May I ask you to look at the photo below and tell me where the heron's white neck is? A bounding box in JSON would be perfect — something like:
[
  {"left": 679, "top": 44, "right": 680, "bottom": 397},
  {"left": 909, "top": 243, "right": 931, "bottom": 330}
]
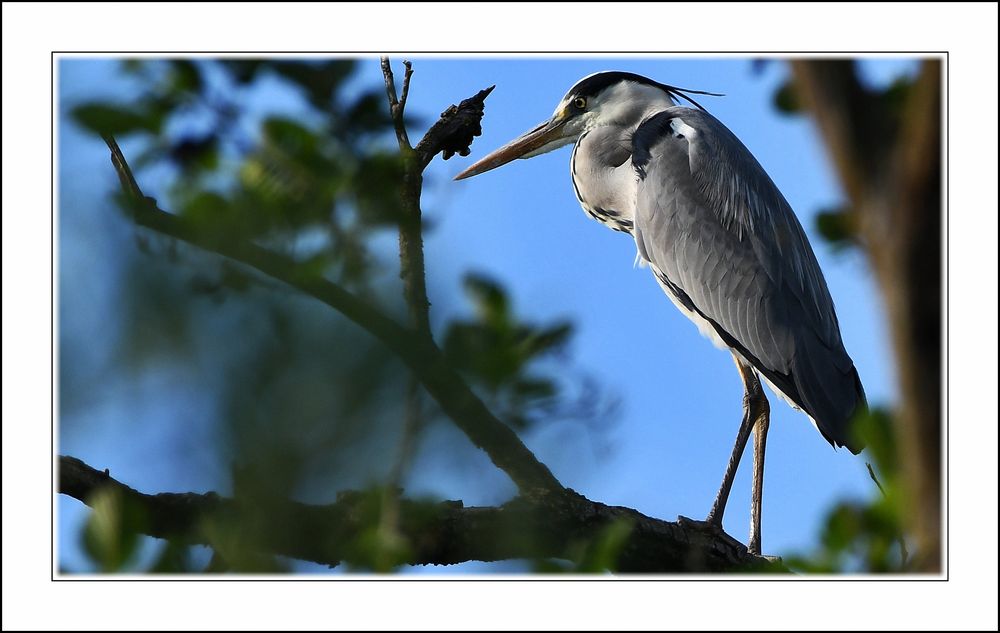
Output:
[
  {"left": 570, "top": 125, "right": 638, "bottom": 233},
  {"left": 569, "top": 83, "right": 675, "bottom": 233}
]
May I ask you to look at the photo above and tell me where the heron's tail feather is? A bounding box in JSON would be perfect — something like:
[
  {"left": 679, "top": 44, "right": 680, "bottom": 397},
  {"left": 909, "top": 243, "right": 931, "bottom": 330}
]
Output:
[{"left": 792, "top": 334, "right": 867, "bottom": 454}]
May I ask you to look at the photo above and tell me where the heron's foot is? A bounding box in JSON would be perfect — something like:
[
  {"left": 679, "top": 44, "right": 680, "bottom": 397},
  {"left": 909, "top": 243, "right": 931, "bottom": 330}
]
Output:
[
  {"left": 679, "top": 516, "right": 766, "bottom": 557},
  {"left": 703, "top": 508, "right": 725, "bottom": 530},
  {"left": 677, "top": 515, "right": 730, "bottom": 539}
]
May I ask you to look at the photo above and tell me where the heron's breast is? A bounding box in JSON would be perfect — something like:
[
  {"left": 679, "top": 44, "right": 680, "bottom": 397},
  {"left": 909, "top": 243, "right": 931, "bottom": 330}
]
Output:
[{"left": 570, "top": 129, "right": 637, "bottom": 234}]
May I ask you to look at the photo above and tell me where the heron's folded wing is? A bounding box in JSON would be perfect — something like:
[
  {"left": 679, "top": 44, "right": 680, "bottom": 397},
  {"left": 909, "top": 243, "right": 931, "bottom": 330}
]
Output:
[{"left": 631, "top": 108, "right": 865, "bottom": 451}]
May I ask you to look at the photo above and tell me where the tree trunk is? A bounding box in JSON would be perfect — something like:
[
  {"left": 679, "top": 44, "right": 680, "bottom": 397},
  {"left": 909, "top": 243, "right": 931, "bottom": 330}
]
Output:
[{"left": 791, "top": 59, "right": 942, "bottom": 572}]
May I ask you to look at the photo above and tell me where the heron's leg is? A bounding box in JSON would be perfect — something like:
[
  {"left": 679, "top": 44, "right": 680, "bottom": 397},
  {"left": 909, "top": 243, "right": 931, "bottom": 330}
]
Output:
[
  {"left": 705, "top": 355, "right": 758, "bottom": 528},
  {"left": 748, "top": 375, "right": 770, "bottom": 555}
]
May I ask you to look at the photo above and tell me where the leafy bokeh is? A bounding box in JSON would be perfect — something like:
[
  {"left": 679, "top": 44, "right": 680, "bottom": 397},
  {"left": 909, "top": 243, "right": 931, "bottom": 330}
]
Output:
[{"left": 62, "top": 58, "right": 616, "bottom": 573}]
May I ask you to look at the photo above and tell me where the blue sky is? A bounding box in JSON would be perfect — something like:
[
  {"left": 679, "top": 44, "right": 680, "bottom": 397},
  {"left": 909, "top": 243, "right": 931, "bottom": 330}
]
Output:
[{"left": 57, "top": 56, "right": 919, "bottom": 573}]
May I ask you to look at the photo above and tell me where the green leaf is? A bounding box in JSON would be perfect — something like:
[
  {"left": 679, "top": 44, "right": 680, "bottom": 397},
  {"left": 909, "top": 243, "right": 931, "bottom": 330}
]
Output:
[
  {"left": 81, "top": 487, "right": 145, "bottom": 572},
  {"left": 149, "top": 540, "right": 193, "bottom": 573},
  {"left": 773, "top": 79, "right": 801, "bottom": 115},
  {"left": 353, "top": 524, "right": 413, "bottom": 573},
  {"left": 820, "top": 502, "right": 862, "bottom": 554},
  {"left": 463, "top": 274, "right": 510, "bottom": 326},
  {"left": 574, "top": 518, "right": 633, "bottom": 573},
  {"left": 342, "top": 90, "right": 394, "bottom": 135},
  {"left": 851, "top": 407, "right": 898, "bottom": 477},
  {"left": 180, "top": 191, "right": 235, "bottom": 233},
  {"left": 269, "top": 60, "right": 356, "bottom": 110},
  {"left": 510, "top": 377, "right": 557, "bottom": 403},
  {"left": 262, "top": 116, "right": 318, "bottom": 154},
  {"left": 879, "top": 76, "right": 914, "bottom": 119},
  {"left": 168, "top": 59, "right": 203, "bottom": 94},
  {"left": 519, "top": 322, "right": 572, "bottom": 358},
  {"left": 72, "top": 103, "right": 161, "bottom": 137},
  {"left": 815, "top": 206, "right": 856, "bottom": 249},
  {"left": 220, "top": 59, "right": 265, "bottom": 84},
  {"left": 168, "top": 134, "right": 219, "bottom": 172},
  {"left": 352, "top": 152, "right": 406, "bottom": 225}
]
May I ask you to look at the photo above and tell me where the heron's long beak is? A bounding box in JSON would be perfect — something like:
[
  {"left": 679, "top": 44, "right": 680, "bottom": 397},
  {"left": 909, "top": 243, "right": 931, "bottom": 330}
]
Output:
[{"left": 454, "top": 115, "right": 570, "bottom": 181}]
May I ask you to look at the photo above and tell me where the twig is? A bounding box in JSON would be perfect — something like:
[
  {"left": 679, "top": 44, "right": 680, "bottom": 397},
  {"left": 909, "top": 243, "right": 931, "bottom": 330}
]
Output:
[
  {"left": 399, "top": 60, "right": 413, "bottom": 110},
  {"left": 865, "top": 462, "right": 887, "bottom": 496},
  {"left": 101, "top": 136, "right": 561, "bottom": 495},
  {"left": 380, "top": 58, "right": 398, "bottom": 106},
  {"left": 102, "top": 134, "right": 142, "bottom": 199},
  {"left": 380, "top": 56, "right": 412, "bottom": 150},
  {"left": 866, "top": 462, "right": 909, "bottom": 568},
  {"left": 58, "top": 455, "right": 785, "bottom": 573}
]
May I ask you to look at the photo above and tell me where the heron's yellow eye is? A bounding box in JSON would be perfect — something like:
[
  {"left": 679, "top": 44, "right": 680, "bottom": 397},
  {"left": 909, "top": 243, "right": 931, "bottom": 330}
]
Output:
[{"left": 573, "top": 97, "right": 587, "bottom": 110}]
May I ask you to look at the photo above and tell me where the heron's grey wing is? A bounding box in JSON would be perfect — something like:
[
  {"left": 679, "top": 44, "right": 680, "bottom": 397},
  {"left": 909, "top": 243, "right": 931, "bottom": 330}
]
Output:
[{"left": 631, "top": 108, "right": 866, "bottom": 452}]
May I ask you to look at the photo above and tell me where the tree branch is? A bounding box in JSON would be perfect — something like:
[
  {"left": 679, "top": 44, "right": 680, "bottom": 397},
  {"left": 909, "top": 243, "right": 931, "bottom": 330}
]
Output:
[
  {"left": 399, "top": 60, "right": 413, "bottom": 111},
  {"left": 414, "top": 84, "right": 494, "bottom": 170},
  {"left": 382, "top": 57, "right": 433, "bottom": 336},
  {"left": 380, "top": 56, "right": 411, "bottom": 150},
  {"left": 100, "top": 135, "right": 562, "bottom": 495},
  {"left": 58, "top": 455, "right": 784, "bottom": 573},
  {"left": 380, "top": 58, "right": 432, "bottom": 564}
]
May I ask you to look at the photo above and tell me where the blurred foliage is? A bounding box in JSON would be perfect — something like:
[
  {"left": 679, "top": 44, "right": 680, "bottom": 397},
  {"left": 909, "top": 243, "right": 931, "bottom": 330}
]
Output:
[
  {"left": 148, "top": 539, "right": 197, "bottom": 573},
  {"left": 444, "top": 273, "right": 572, "bottom": 430},
  {"left": 570, "top": 518, "right": 634, "bottom": 573},
  {"left": 815, "top": 204, "right": 859, "bottom": 252},
  {"left": 71, "top": 59, "right": 402, "bottom": 291},
  {"left": 442, "top": 273, "right": 617, "bottom": 432},
  {"left": 772, "top": 78, "right": 801, "bottom": 114},
  {"left": 532, "top": 518, "right": 633, "bottom": 574},
  {"left": 81, "top": 487, "right": 146, "bottom": 573},
  {"left": 783, "top": 408, "right": 910, "bottom": 573},
  {"left": 770, "top": 62, "right": 917, "bottom": 256},
  {"left": 63, "top": 58, "right": 616, "bottom": 574}
]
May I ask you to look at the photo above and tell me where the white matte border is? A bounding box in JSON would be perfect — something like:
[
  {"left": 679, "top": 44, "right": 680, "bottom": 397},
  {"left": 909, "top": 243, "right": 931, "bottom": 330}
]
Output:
[{"left": 3, "top": 2, "right": 997, "bottom": 631}]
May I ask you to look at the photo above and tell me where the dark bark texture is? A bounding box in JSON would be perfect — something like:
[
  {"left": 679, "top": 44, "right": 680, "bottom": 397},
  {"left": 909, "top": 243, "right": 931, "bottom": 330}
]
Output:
[{"left": 59, "top": 455, "right": 784, "bottom": 573}]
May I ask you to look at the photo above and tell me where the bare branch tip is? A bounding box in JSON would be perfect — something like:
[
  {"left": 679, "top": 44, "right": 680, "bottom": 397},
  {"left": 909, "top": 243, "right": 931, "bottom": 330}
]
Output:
[
  {"left": 400, "top": 61, "right": 413, "bottom": 109},
  {"left": 381, "top": 56, "right": 399, "bottom": 109}
]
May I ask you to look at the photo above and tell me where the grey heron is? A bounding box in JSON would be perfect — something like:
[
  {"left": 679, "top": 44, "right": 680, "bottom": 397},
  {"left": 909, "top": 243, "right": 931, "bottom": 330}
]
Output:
[{"left": 454, "top": 71, "right": 866, "bottom": 555}]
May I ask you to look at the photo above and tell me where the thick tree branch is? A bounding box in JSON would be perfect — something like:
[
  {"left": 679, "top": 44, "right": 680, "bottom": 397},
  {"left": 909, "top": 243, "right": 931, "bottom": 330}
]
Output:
[
  {"left": 101, "top": 135, "right": 561, "bottom": 495},
  {"left": 59, "top": 455, "right": 784, "bottom": 573}
]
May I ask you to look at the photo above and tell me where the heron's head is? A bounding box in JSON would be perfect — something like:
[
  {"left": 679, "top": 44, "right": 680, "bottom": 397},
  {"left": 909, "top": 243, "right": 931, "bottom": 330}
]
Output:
[{"left": 454, "top": 71, "right": 717, "bottom": 180}]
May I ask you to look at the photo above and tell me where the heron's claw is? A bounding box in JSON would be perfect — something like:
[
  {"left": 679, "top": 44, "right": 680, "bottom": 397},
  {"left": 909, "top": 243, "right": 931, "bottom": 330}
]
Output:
[
  {"left": 678, "top": 516, "right": 756, "bottom": 554},
  {"left": 677, "top": 515, "right": 727, "bottom": 535}
]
